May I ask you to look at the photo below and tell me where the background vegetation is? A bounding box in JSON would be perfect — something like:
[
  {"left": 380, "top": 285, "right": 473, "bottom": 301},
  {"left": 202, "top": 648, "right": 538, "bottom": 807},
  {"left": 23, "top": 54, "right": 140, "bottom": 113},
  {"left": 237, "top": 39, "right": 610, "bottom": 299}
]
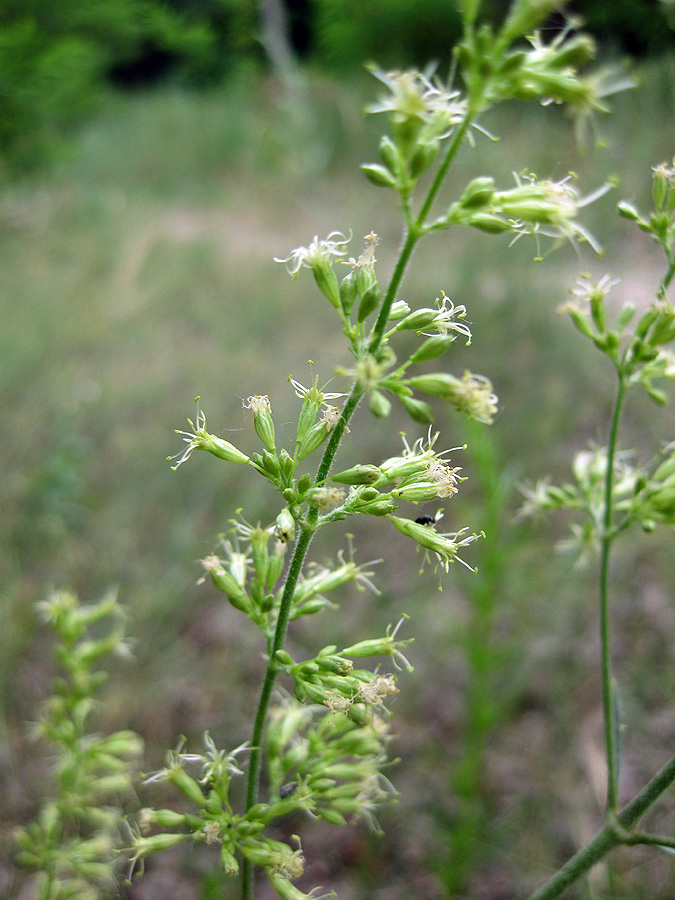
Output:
[{"left": 2, "top": 2, "right": 675, "bottom": 898}]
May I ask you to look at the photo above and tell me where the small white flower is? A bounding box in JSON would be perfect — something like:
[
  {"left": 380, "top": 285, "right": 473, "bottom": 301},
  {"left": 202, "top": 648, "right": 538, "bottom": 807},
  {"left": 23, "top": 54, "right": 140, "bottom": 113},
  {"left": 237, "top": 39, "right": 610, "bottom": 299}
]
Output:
[
  {"left": 243, "top": 394, "right": 272, "bottom": 415},
  {"left": 289, "top": 377, "right": 346, "bottom": 404},
  {"left": 275, "top": 232, "right": 350, "bottom": 277},
  {"left": 425, "top": 291, "right": 472, "bottom": 344}
]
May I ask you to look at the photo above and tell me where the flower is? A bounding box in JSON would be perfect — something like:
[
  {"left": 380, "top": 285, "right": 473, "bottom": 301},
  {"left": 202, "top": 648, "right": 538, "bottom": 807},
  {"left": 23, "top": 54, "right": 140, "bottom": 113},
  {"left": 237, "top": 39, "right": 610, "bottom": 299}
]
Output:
[
  {"left": 569, "top": 273, "right": 620, "bottom": 304},
  {"left": 171, "top": 399, "right": 250, "bottom": 470},
  {"left": 367, "top": 67, "right": 467, "bottom": 144},
  {"left": 321, "top": 404, "right": 342, "bottom": 431},
  {"left": 289, "top": 377, "right": 346, "bottom": 404},
  {"left": 380, "top": 429, "right": 464, "bottom": 497},
  {"left": 424, "top": 291, "right": 472, "bottom": 344},
  {"left": 177, "top": 732, "right": 249, "bottom": 785},
  {"left": 387, "top": 515, "right": 482, "bottom": 573},
  {"left": 275, "top": 232, "right": 350, "bottom": 278},
  {"left": 496, "top": 171, "right": 610, "bottom": 256}
]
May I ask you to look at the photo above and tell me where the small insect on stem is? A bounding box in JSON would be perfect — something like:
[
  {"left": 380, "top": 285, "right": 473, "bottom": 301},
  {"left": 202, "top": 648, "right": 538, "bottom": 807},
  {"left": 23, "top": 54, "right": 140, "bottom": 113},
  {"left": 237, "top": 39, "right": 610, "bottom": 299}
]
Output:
[
  {"left": 279, "top": 781, "right": 299, "bottom": 799},
  {"left": 414, "top": 510, "right": 443, "bottom": 527}
]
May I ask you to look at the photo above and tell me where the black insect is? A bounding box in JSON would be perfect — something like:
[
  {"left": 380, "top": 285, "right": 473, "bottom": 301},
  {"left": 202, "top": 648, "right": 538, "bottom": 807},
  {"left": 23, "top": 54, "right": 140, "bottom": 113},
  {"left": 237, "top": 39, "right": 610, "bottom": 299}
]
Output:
[
  {"left": 415, "top": 515, "right": 436, "bottom": 527},
  {"left": 279, "top": 781, "right": 299, "bottom": 799}
]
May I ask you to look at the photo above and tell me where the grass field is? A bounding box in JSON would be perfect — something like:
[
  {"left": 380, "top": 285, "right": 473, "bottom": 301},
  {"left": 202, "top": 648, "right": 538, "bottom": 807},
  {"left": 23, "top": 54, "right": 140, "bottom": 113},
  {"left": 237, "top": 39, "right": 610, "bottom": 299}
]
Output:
[{"left": 3, "top": 56, "right": 675, "bottom": 899}]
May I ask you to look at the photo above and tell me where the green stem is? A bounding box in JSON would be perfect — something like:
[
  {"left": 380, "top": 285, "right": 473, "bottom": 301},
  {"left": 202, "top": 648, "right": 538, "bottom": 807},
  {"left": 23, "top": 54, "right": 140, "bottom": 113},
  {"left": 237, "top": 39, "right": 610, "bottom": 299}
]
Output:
[
  {"left": 599, "top": 371, "right": 626, "bottom": 813},
  {"left": 526, "top": 749, "right": 675, "bottom": 900},
  {"left": 370, "top": 111, "right": 474, "bottom": 348},
  {"left": 240, "top": 108, "right": 480, "bottom": 900}
]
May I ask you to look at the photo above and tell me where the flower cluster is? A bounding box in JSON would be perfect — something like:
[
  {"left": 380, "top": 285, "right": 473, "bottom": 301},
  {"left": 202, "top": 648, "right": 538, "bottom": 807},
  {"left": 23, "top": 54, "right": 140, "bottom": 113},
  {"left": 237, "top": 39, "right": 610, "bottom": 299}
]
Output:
[
  {"left": 448, "top": 171, "right": 611, "bottom": 257},
  {"left": 16, "top": 592, "right": 143, "bottom": 900}
]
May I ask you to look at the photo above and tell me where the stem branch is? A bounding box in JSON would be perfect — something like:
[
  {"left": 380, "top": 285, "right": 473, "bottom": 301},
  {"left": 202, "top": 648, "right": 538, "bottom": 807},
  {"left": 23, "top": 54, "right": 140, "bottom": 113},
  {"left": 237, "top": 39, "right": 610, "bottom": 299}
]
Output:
[{"left": 599, "top": 371, "right": 626, "bottom": 812}]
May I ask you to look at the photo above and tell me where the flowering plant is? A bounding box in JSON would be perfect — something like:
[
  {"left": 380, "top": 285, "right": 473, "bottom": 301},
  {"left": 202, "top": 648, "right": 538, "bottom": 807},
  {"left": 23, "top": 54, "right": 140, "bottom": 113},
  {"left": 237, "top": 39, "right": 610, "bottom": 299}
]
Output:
[
  {"left": 127, "top": 3, "right": 630, "bottom": 898},
  {"left": 20, "top": 2, "right": 675, "bottom": 899}
]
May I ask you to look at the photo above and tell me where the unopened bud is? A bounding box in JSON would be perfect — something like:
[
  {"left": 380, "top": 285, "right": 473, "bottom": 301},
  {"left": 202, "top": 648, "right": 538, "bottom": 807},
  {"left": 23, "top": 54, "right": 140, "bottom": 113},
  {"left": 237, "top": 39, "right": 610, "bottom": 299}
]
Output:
[
  {"left": 361, "top": 163, "right": 398, "bottom": 188},
  {"left": 459, "top": 176, "right": 496, "bottom": 209},
  {"left": 275, "top": 508, "right": 296, "bottom": 543},
  {"left": 369, "top": 390, "right": 391, "bottom": 417},
  {"left": 330, "top": 465, "right": 381, "bottom": 485}
]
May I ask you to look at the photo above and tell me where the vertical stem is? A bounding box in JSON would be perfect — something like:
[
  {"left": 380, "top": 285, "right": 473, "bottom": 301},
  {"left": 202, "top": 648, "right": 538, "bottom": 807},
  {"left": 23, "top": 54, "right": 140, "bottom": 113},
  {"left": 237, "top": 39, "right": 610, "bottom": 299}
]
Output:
[
  {"left": 240, "top": 108, "right": 480, "bottom": 900},
  {"left": 370, "top": 111, "right": 475, "bottom": 348},
  {"left": 599, "top": 371, "right": 626, "bottom": 813},
  {"left": 241, "top": 387, "right": 367, "bottom": 900},
  {"left": 242, "top": 526, "right": 312, "bottom": 900}
]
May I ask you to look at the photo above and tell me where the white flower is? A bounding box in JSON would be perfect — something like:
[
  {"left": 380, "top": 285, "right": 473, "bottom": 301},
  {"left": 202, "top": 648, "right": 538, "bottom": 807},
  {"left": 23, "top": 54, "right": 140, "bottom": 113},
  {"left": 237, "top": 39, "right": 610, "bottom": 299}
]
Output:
[
  {"left": 275, "top": 232, "right": 350, "bottom": 277},
  {"left": 425, "top": 291, "right": 472, "bottom": 344},
  {"left": 289, "top": 377, "right": 346, "bottom": 404}
]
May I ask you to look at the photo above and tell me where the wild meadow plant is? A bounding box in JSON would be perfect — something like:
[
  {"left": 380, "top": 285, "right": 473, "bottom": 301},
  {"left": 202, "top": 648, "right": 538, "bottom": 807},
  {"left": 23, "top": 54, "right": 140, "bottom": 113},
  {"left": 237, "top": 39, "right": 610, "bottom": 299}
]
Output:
[
  {"left": 14, "top": 591, "right": 142, "bottom": 900},
  {"left": 18, "top": 1, "right": 675, "bottom": 899}
]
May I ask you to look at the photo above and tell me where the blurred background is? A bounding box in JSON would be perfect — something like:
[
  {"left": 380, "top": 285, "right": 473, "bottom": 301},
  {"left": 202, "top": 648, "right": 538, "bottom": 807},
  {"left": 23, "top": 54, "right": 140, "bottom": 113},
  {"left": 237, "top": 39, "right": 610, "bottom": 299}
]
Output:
[{"left": 2, "top": 1, "right": 675, "bottom": 898}]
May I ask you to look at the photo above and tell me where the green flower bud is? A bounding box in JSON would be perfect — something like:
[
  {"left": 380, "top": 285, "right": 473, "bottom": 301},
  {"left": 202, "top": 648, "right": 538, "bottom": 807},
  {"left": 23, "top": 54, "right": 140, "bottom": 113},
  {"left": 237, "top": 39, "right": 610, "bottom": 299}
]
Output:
[
  {"left": 290, "top": 597, "right": 329, "bottom": 617},
  {"left": 648, "top": 303, "right": 675, "bottom": 346},
  {"left": 221, "top": 844, "right": 240, "bottom": 875},
  {"left": 339, "top": 270, "right": 358, "bottom": 315},
  {"left": 392, "top": 481, "right": 444, "bottom": 502},
  {"left": 406, "top": 372, "right": 459, "bottom": 397},
  {"left": 203, "top": 558, "right": 251, "bottom": 614},
  {"left": 617, "top": 200, "right": 642, "bottom": 222},
  {"left": 315, "top": 654, "right": 353, "bottom": 675},
  {"left": 167, "top": 767, "right": 207, "bottom": 806},
  {"left": 142, "top": 807, "right": 191, "bottom": 829},
  {"left": 499, "top": 0, "right": 561, "bottom": 44},
  {"left": 278, "top": 448, "right": 295, "bottom": 479},
  {"left": 249, "top": 527, "right": 271, "bottom": 583},
  {"left": 357, "top": 283, "right": 381, "bottom": 322},
  {"left": 410, "top": 334, "right": 456, "bottom": 363},
  {"left": 379, "top": 135, "right": 400, "bottom": 173},
  {"left": 266, "top": 541, "right": 286, "bottom": 589},
  {"left": 312, "top": 261, "right": 341, "bottom": 309},
  {"left": 458, "top": 176, "right": 496, "bottom": 209},
  {"left": 468, "top": 212, "right": 510, "bottom": 233},
  {"left": 551, "top": 34, "right": 596, "bottom": 68},
  {"left": 361, "top": 163, "right": 398, "bottom": 188},
  {"left": 275, "top": 508, "right": 296, "bottom": 544},
  {"left": 617, "top": 302, "right": 636, "bottom": 330},
  {"left": 133, "top": 831, "right": 190, "bottom": 857},
  {"left": 297, "top": 421, "right": 329, "bottom": 460},
  {"left": 409, "top": 139, "right": 439, "bottom": 179},
  {"left": 399, "top": 394, "right": 435, "bottom": 424},
  {"left": 330, "top": 465, "right": 381, "bottom": 485},
  {"left": 369, "top": 390, "right": 392, "bottom": 418},
  {"left": 347, "top": 703, "right": 371, "bottom": 726},
  {"left": 362, "top": 498, "right": 399, "bottom": 516},
  {"left": 274, "top": 649, "right": 295, "bottom": 668},
  {"left": 396, "top": 308, "right": 438, "bottom": 331},
  {"left": 316, "top": 808, "right": 348, "bottom": 826},
  {"left": 250, "top": 577, "right": 264, "bottom": 607},
  {"left": 297, "top": 473, "right": 313, "bottom": 495}
]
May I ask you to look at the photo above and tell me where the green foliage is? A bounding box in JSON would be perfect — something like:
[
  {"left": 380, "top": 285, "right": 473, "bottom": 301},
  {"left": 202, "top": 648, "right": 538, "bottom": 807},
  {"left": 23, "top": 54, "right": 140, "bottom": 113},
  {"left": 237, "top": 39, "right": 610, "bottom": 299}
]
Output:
[
  {"left": 576, "top": 0, "right": 675, "bottom": 57},
  {"left": 0, "top": 0, "right": 258, "bottom": 169},
  {"left": 14, "top": 590, "right": 143, "bottom": 900},
  {"left": 311, "top": 0, "right": 463, "bottom": 71}
]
